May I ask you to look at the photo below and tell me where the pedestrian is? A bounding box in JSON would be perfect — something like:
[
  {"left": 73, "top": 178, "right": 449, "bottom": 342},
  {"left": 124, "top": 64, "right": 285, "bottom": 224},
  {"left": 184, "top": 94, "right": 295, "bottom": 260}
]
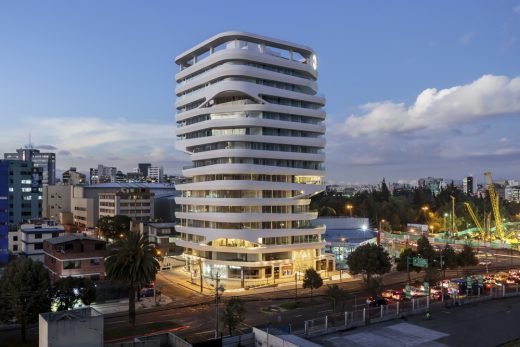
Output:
[{"left": 425, "top": 311, "right": 431, "bottom": 320}]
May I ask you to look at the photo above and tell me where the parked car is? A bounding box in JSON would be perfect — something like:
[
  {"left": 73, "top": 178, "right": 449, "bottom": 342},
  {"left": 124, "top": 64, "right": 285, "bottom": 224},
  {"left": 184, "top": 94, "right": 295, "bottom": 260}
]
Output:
[{"left": 140, "top": 287, "right": 161, "bottom": 297}]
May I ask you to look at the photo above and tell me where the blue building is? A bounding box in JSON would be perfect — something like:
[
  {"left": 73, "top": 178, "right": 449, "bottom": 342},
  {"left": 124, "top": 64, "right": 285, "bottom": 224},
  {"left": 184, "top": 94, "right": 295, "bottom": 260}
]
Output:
[
  {"left": 0, "top": 160, "right": 43, "bottom": 264},
  {"left": 0, "top": 161, "right": 8, "bottom": 264}
]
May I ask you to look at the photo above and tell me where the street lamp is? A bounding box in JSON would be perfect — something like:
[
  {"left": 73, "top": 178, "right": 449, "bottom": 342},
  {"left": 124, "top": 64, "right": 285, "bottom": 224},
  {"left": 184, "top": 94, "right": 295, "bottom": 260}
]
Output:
[
  {"left": 339, "top": 237, "right": 347, "bottom": 280},
  {"left": 346, "top": 204, "right": 353, "bottom": 217},
  {"left": 213, "top": 273, "right": 225, "bottom": 339}
]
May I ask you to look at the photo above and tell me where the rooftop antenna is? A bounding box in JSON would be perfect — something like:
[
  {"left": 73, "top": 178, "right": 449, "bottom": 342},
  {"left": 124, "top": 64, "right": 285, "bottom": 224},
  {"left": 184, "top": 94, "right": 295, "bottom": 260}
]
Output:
[{"left": 28, "top": 132, "right": 33, "bottom": 149}]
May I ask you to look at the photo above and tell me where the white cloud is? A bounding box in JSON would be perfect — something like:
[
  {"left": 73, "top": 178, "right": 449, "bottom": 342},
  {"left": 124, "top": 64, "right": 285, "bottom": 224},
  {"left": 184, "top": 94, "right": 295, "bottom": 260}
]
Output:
[
  {"left": 0, "top": 116, "right": 189, "bottom": 174},
  {"left": 339, "top": 74, "right": 520, "bottom": 137}
]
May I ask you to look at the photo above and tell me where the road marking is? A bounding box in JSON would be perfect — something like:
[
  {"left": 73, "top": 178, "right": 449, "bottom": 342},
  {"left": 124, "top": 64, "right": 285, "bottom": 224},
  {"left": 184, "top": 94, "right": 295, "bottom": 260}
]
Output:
[
  {"left": 294, "top": 314, "right": 303, "bottom": 317},
  {"left": 318, "top": 309, "right": 332, "bottom": 314}
]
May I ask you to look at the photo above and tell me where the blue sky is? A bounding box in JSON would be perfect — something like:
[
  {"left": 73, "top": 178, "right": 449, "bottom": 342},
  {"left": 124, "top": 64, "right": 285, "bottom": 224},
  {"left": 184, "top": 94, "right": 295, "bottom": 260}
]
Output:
[{"left": 0, "top": 1, "right": 519, "bottom": 184}]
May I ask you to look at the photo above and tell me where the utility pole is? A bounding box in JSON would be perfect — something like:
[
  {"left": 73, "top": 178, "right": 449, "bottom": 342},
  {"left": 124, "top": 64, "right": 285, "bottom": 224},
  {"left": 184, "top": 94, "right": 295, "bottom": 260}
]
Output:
[
  {"left": 199, "top": 260, "right": 203, "bottom": 293},
  {"left": 295, "top": 272, "right": 298, "bottom": 302},
  {"left": 214, "top": 273, "right": 222, "bottom": 339}
]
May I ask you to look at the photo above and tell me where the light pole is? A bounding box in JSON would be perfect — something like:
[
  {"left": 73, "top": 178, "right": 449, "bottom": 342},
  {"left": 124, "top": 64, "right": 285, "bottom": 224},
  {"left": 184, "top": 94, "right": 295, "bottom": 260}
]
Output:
[
  {"left": 213, "top": 273, "right": 225, "bottom": 339},
  {"left": 346, "top": 204, "right": 353, "bottom": 217},
  {"left": 421, "top": 206, "right": 429, "bottom": 225}
]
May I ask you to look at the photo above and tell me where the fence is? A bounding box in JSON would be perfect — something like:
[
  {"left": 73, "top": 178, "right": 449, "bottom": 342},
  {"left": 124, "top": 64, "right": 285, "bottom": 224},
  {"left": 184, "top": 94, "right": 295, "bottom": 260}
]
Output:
[
  {"left": 300, "top": 282, "right": 520, "bottom": 338},
  {"left": 301, "top": 296, "right": 430, "bottom": 338}
]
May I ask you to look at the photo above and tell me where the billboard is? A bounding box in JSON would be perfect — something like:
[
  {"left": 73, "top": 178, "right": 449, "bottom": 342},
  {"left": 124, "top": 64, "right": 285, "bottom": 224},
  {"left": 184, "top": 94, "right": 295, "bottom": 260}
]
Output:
[{"left": 31, "top": 167, "right": 42, "bottom": 193}]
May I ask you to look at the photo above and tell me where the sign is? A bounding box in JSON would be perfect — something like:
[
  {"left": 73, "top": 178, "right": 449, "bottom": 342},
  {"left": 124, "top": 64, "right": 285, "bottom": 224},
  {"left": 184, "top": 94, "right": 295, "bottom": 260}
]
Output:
[
  {"left": 405, "top": 284, "right": 411, "bottom": 299},
  {"left": 412, "top": 257, "right": 428, "bottom": 268},
  {"left": 467, "top": 276, "right": 473, "bottom": 287},
  {"left": 423, "top": 281, "right": 429, "bottom": 295},
  {"left": 477, "top": 275, "right": 483, "bottom": 287},
  {"left": 31, "top": 168, "right": 41, "bottom": 193}
]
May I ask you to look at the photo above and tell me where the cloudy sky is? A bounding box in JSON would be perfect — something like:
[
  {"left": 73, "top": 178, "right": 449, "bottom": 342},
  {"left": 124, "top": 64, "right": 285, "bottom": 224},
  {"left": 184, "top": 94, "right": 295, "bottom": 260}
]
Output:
[{"left": 1, "top": 1, "right": 519, "bottom": 184}]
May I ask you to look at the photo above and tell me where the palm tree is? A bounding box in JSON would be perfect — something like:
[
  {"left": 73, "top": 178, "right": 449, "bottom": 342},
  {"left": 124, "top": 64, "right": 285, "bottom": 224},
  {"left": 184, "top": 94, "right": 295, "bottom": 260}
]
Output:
[{"left": 105, "top": 230, "right": 160, "bottom": 325}]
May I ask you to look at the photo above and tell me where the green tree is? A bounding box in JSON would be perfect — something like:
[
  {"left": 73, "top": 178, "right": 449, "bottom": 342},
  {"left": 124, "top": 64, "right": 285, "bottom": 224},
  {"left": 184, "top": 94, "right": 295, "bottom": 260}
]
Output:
[
  {"left": 105, "top": 230, "right": 160, "bottom": 325},
  {"left": 96, "top": 215, "right": 132, "bottom": 240},
  {"left": 440, "top": 244, "right": 458, "bottom": 278},
  {"left": 53, "top": 277, "right": 97, "bottom": 311},
  {"left": 347, "top": 244, "right": 391, "bottom": 293},
  {"left": 457, "top": 245, "right": 478, "bottom": 267},
  {"left": 325, "top": 284, "right": 349, "bottom": 312},
  {"left": 423, "top": 267, "right": 441, "bottom": 285},
  {"left": 302, "top": 268, "right": 323, "bottom": 298},
  {"left": 0, "top": 258, "right": 51, "bottom": 342},
  {"left": 417, "top": 235, "right": 436, "bottom": 264},
  {"left": 222, "top": 297, "right": 246, "bottom": 336},
  {"left": 396, "top": 248, "right": 420, "bottom": 282}
]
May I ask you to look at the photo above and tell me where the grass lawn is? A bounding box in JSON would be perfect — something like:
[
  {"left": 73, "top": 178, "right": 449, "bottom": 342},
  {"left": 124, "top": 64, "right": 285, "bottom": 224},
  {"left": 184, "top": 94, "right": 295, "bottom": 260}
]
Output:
[{"left": 104, "top": 321, "right": 183, "bottom": 342}]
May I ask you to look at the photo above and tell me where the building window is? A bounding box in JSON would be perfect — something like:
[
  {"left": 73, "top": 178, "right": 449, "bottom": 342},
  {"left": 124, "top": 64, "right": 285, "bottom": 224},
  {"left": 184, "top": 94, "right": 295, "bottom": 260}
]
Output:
[
  {"left": 51, "top": 258, "right": 56, "bottom": 264},
  {"left": 35, "top": 233, "right": 42, "bottom": 239},
  {"left": 63, "top": 260, "right": 81, "bottom": 269},
  {"left": 90, "top": 259, "right": 101, "bottom": 265},
  {"left": 94, "top": 243, "right": 105, "bottom": 250},
  {"left": 13, "top": 236, "right": 18, "bottom": 241},
  {"left": 52, "top": 232, "right": 59, "bottom": 238},
  {"left": 34, "top": 243, "right": 43, "bottom": 250},
  {"left": 13, "top": 245, "right": 18, "bottom": 251}
]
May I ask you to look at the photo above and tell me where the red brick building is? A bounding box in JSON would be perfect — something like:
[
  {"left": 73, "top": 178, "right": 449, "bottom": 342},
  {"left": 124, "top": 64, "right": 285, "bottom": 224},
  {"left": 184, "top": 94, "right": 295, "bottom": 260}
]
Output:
[{"left": 43, "top": 234, "right": 107, "bottom": 282}]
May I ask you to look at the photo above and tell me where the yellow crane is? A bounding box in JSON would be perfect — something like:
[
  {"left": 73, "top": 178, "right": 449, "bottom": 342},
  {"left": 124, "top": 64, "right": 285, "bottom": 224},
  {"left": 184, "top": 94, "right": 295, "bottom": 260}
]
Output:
[
  {"left": 464, "top": 202, "right": 485, "bottom": 240},
  {"left": 484, "top": 172, "right": 505, "bottom": 240}
]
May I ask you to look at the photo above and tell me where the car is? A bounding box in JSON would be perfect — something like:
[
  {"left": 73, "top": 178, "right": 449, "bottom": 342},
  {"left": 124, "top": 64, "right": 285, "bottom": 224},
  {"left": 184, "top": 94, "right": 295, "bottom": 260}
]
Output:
[
  {"left": 140, "top": 287, "right": 161, "bottom": 297},
  {"left": 366, "top": 296, "right": 391, "bottom": 307},
  {"left": 380, "top": 290, "right": 394, "bottom": 299},
  {"left": 391, "top": 290, "right": 406, "bottom": 301}
]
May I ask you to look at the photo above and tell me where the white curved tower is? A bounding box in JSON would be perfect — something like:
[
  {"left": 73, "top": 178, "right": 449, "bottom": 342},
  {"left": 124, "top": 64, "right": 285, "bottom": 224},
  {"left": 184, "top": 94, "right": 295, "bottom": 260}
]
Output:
[{"left": 174, "top": 32, "right": 331, "bottom": 286}]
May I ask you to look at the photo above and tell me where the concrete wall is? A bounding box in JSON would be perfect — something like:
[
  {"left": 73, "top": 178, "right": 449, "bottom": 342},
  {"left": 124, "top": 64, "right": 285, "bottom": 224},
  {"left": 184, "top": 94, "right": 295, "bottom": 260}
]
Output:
[
  {"left": 39, "top": 308, "right": 103, "bottom": 347},
  {"left": 42, "top": 185, "right": 72, "bottom": 221}
]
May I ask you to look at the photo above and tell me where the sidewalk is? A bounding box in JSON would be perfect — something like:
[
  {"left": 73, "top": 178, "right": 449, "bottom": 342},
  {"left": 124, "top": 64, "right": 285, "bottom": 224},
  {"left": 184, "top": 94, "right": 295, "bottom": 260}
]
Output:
[
  {"left": 91, "top": 294, "right": 173, "bottom": 315},
  {"left": 158, "top": 267, "right": 354, "bottom": 298}
]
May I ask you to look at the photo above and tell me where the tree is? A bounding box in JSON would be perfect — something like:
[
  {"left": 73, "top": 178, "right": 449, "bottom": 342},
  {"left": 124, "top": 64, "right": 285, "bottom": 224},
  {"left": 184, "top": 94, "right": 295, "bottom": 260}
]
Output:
[
  {"left": 423, "top": 267, "right": 441, "bottom": 285},
  {"left": 222, "top": 297, "right": 246, "bottom": 336},
  {"left": 97, "top": 215, "right": 132, "bottom": 240},
  {"left": 440, "top": 244, "right": 458, "bottom": 278},
  {"left": 302, "top": 268, "right": 323, "bottom": 298},
  {"left": 396, "top": 248, "right": 420, "bottom": 282},
  {"left": 457, "top": 245, "right": 478, "bottom": 267},
  {"left": 105, "top": 230, "right": 160, "bottom": 325},
  {"left": 347, "top": 244, "right": 391, "bottom": 293},
  {"left": 325, "top": 284, "right": 349, "bottom": 312},
  {"left": 417, "top": 235, "right": 436, "bottom": 264},
  {"left": 0, "top": 257, "right": 51, "bottom": 342},
  {"left": 53, "top": 277, "right": 97, "bottom": 311}
]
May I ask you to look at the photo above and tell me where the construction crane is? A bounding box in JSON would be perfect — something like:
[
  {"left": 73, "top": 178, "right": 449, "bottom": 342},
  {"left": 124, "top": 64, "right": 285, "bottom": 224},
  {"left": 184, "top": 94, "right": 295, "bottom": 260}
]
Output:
[
  {"left": 464, "top": 202, "right": 485, "bottom": 240},
  {"left": 484, "top": 172, "right": 505, "bottom": 240}
]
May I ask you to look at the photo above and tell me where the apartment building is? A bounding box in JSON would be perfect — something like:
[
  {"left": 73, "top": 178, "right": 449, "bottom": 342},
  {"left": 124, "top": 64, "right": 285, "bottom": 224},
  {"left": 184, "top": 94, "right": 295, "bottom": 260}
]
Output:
[{"left": 175, "top": 32, "right": 331, "bottom": 284}]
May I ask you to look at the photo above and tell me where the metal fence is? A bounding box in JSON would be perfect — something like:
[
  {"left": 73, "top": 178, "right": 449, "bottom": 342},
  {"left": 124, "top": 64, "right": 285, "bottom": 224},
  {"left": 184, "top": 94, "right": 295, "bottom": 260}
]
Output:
[{"left": 301, "top": 296, "right": 430, "bottom": 337}]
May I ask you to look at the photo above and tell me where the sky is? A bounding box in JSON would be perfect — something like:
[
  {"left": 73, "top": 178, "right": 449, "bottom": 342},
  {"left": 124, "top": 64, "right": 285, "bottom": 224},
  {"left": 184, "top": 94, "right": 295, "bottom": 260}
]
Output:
[{"left": 0, "top": 1, "right": 519, "bottom": 184}]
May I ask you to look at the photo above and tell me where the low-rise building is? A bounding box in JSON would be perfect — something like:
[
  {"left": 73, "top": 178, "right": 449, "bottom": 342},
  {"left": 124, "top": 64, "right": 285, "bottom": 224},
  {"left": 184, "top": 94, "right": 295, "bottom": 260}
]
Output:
[
  {"left": 43, "top": 234, "right": 107, "bottom": 282},
  {"left": 39, "top": 307, "right": 103, "bottom": 347},
  {"left": 10, "top": 220, "right": 65, "bottom": 262},
  {"left": 62, "top": 167, "right": 86, "bottom": 185}
]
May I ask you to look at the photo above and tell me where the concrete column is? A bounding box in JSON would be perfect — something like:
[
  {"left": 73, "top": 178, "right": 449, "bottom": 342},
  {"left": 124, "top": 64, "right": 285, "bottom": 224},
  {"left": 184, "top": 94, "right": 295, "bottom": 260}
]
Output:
[{"left": 344, "top": 312, "right": 348, "bottom": 327}]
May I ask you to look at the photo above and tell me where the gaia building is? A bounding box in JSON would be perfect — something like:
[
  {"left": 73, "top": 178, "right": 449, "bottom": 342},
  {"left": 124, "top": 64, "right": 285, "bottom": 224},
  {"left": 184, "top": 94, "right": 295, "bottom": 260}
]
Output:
[{"left": 174, "top": 32, "right": 332, "bottom": 285}]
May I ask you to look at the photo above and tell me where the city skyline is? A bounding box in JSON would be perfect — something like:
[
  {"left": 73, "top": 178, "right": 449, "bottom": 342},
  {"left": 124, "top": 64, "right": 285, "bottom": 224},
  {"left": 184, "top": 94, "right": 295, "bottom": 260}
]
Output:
[{"left": 1, "top": 1, "right": 519, "bottom": 183}]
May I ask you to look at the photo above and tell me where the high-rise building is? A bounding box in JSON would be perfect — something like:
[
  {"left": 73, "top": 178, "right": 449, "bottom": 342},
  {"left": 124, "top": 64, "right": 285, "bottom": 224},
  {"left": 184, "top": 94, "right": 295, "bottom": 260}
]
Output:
[
  {"left": 4, "top": 148, "right": 56, "bottom": 185},
  {"left": 174, "top": 32, "right": 330, "bottom": 284},
  {"left": 463, "top": 176, "right": 474, "bottom": 195},
  {"left": 138, "top": 163, "right": 152, "bottom": 178}
]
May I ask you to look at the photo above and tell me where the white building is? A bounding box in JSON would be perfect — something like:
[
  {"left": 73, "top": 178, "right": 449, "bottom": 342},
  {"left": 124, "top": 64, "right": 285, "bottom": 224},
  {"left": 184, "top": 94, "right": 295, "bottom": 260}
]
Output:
[
  {"left": 505, "top": 185, "right": 520, "bottom": 203},
  {"left": 148, "top": 166, "right": 164, "bottom": 182},
  {"left": 174, "top": 32, "right": 331, "bottom": 284},
  {"left": 10, "top": 220, "right": 65, "bottom": 262},
  {"left": 39, "top": 307, "right": 103, "bottom": 347},
  {"left": 99, "top": 187, "right": 154, "bottom": 221}
]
